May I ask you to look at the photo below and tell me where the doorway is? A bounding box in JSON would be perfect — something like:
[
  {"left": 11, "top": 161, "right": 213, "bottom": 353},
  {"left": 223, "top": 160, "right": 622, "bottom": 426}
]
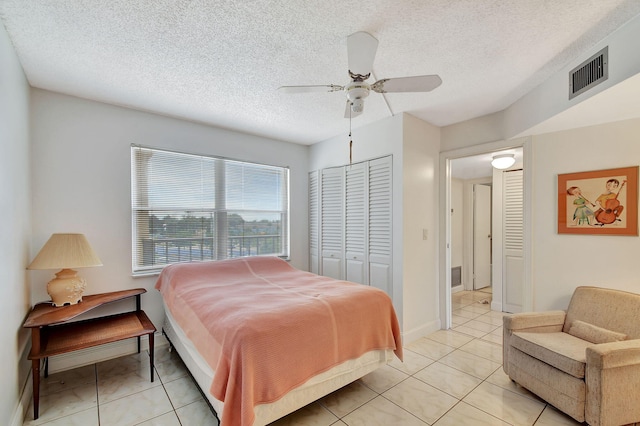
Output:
[{"left": 440, "top": 142, "right": 529, "bottom": 330}]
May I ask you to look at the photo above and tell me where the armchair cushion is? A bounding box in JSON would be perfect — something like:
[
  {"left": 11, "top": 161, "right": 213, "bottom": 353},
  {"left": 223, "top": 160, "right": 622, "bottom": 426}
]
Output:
[
  {"left": 568, "top": 320, "right": 627, "bottom": 344},
  {"left": 511, "top": 331, "right": 592, "bottom": 378}
]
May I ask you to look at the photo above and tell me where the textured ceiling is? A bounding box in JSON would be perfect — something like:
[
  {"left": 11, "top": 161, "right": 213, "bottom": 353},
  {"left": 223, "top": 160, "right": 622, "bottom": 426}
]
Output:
[{"left": 2, "top": 1, "right": 640, "bottom": 145}]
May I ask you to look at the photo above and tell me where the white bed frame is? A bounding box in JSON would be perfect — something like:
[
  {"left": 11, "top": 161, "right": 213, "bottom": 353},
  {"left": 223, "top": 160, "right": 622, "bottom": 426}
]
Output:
[{"left": 162, "top": 305, "right": 393, "bottom": 425}]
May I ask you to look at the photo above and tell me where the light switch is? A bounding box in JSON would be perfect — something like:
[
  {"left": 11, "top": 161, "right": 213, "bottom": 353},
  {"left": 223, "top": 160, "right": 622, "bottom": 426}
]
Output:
[{"left": 422, "top": 229, "right": 428, "bottom": 240}]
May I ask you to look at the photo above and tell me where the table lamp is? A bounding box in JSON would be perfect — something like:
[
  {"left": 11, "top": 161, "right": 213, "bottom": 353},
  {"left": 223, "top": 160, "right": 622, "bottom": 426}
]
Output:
[{"left": 28, "top": 233, "right": 103, "bottom": 306}]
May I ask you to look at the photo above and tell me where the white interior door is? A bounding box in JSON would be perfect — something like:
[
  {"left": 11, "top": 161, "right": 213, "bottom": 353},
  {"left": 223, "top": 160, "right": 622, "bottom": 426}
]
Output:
[
  {"left": 345, "top": 162, "right": 367, "bottom": 284},
  {"left": 503, "top": 169, "right": 524, "bottom": 313},
  {"left": 309, "top": 171, "right": 319, "bottom": 275},
  {"left": 320, "top": 167, "right": 344, "bottom": 279},
  {"left": 368, "top": 156, "right": 393, "bottom": 296},
  {"left": 473, "top": 184, "right": 492, "bottom": 290}
]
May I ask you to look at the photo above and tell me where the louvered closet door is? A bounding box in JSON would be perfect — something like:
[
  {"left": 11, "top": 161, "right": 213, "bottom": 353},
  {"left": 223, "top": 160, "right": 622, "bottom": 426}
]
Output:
[
  {"left": 503, "top": 169, "right": 524, "bottom": 313},
  {"left": 345, "top": 163, "right": 367, "bottom": 284},
  {"left": 368, "top": 156, "right": 392, "bottom": 295},
  {"left": 321, "top": 167, "right": 344, "bottom": 279},
  {"left": 309, "top": 170, "right": 320, "bottom": 274}
]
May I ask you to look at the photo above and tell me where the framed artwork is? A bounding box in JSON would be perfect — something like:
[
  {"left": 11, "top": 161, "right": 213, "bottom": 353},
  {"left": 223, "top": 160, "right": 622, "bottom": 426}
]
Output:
[{"left": 558, "top": 166, "right": 638, "bottom": 235}]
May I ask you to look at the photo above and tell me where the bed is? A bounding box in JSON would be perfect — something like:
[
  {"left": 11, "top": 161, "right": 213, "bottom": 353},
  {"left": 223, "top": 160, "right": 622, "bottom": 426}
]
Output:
[{"left": 155, "top": 256, "right": 402, "bottom": 426}]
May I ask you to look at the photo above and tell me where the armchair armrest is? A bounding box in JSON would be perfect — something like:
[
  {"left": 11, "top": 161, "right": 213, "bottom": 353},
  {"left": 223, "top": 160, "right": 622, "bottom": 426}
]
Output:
[
  {"left": 586, "top": 339, "right": 640, "bottom": 369},
  {"left": 585, "top": 339, "right": 640, "bottom": 426},
  {"left": 503, "top": 310, "right": 566, "bottom": 332}
]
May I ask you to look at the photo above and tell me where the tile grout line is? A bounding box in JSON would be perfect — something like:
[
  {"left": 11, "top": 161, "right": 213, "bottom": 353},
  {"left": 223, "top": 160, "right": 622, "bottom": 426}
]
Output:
[{"left": 95, "top": 363, "right": 101, "bottom": 426}]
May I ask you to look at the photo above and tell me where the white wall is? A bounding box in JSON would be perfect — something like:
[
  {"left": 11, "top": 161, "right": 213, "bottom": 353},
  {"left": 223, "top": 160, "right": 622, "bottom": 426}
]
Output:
[
  {"left": 0, "top": 21, "right": 32, "bottom": 426},
  {"left": 30, "top": 90, "right": 310, "bottom": 333},
  {"left": 531, "top": 118, "right": 640, "bottom": 310},
  {"left": 441, "top": 111, "right": 505, "bottom": 152},
  {"left": 401, "top": 114, "right": 441, "bottom": 340},
  {"left": 309, "top": 114, "right": 403, "bottom": 170}
]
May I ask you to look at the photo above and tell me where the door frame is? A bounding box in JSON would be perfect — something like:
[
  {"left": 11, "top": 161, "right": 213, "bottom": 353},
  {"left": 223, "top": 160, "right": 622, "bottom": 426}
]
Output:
[{"left": 438, "top": 139, "right": 533, "bottom": 329}]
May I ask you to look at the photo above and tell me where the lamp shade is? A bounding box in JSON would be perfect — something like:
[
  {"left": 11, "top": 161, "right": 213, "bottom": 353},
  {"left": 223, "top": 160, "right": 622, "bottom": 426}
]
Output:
[
  {"left": 491, "top": 153, "right": 516, "bottom": 170},
  {"left": 28, "top": 233, "right": 102, "bottom": 270}
]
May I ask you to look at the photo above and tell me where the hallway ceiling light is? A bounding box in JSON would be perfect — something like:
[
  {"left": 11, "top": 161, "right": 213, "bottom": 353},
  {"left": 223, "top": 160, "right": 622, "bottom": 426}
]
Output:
[{"left": 491, "top": 153, "right": 516, "bottom": 170}]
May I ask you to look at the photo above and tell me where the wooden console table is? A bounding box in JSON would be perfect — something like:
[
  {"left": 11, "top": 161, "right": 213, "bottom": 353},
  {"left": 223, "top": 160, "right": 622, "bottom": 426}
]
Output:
[{"left": 23, "top": 288, "right": 156, "bottom": 420}]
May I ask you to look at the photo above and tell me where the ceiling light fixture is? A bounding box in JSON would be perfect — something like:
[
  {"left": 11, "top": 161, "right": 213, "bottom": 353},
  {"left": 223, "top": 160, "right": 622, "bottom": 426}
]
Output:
[{"left": 491, "top": 153, "right": 516, "bottom": 170}]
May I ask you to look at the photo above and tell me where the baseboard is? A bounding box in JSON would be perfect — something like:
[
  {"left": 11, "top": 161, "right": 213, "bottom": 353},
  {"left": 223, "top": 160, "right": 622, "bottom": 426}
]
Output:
[
  {"left": 491, "top": 300, "right": 503, "bottom": 312},
  {"left": 402, "top": 319, "right": 440, "bottom": 346},
  {"left": 11, "top": 369, "right": 32, "bottom": 426},
  {"left": 451, "top": 284, "right": 464, "bottom": 294},
  {"left": 10, "top": 330, "right": 32, "bottom": 426}
]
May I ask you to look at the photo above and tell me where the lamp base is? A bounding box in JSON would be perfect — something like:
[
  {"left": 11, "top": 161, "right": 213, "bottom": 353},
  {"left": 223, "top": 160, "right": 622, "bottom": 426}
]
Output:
[{"left": 47, "top": 269, "right": 87, "bottom": 307}]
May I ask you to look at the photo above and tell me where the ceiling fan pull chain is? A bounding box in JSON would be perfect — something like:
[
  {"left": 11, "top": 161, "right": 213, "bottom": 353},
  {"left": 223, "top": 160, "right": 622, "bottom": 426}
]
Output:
[{"left": 349, "top": 109, "right": 353, "bottom": 164}]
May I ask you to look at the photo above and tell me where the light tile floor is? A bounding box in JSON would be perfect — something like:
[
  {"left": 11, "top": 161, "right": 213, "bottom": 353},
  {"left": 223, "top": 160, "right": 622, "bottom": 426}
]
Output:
[{"left": 23, "top": 289, "right": 586, "bottom": 425}]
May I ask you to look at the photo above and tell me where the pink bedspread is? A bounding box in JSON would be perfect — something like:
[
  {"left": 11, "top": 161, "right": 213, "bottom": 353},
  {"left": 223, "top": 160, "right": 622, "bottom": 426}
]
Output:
[{"left": 155, "top": 256, "right": 402, "bottom": 426}]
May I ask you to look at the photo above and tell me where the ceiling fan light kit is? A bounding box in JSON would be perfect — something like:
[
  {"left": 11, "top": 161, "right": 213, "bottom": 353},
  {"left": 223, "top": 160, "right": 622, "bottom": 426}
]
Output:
[{"left": 345, "top": 82, "right": 370, "bottom": 114}]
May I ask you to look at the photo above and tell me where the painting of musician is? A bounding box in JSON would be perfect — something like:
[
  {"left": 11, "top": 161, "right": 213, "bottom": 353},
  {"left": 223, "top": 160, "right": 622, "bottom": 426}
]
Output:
[
  {"left": 566, "top": 186, "right": 595, "bottom": 226},
  {"left": 593, "top": 178, "right": 625, "bottom": 226},
  {"left": 558, "top": 166, "right": 638, "bottom": 235}
]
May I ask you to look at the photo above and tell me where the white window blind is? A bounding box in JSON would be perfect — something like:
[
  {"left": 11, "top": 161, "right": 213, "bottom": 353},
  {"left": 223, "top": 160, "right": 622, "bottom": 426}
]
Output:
[{"left": 131, "top": 146, "right": 289, "bottom": 274}]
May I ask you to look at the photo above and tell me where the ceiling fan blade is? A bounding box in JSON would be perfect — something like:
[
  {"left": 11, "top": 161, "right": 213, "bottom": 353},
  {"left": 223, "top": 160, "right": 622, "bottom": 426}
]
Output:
[
  {"left": 347, "top": 31, "right": 378, "bottom": 79},
  {"left": 371, "top": 75, "right": 442, "bottom": 93},
  {"left": 344, "top": 101, "right": 363, "bottom": 118},
  {"left": 278, "top": 84, "right": 343, "bottom": 94}
]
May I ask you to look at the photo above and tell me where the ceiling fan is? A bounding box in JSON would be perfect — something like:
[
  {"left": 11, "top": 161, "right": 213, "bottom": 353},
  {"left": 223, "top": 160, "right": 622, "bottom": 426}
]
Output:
[{"left": 278, "top": 31, "right": 442, "bottom": 118}]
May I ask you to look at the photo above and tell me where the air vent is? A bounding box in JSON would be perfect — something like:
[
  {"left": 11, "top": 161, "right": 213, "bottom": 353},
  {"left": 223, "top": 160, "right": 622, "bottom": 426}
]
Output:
[
  {"left": 451, "top": 266, "right": 462, "bottom": 287},
  {"left": 569, "top": 47, "right": 608, "bottom": 100}
]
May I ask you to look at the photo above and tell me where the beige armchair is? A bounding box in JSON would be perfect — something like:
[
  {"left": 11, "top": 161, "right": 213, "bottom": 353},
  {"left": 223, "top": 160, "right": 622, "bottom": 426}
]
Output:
[{"left": 503, "top": 286, "right": 640, "bottom": 426}]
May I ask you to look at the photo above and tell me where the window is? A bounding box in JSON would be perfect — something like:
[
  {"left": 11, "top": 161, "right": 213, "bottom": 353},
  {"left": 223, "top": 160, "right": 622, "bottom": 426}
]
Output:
[{"left": 131, "top": 145, "right": 289, "bottom": 274}]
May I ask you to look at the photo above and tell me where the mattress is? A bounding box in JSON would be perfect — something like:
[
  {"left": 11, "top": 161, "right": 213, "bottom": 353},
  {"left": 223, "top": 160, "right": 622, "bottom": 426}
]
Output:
[{"left": 162, "top": 304, "right": 393, "bottom": 425}]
